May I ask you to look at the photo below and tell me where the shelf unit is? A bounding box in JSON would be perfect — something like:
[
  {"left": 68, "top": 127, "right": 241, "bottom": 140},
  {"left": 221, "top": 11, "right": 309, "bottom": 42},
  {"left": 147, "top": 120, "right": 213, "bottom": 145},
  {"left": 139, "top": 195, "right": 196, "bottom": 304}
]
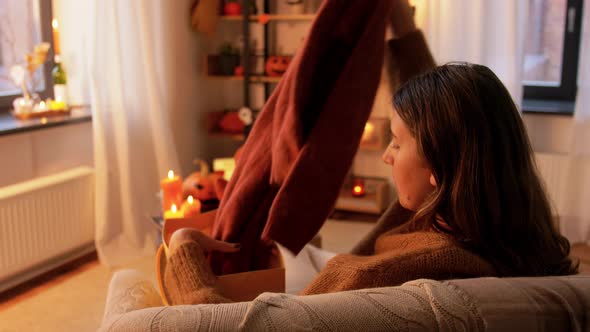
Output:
[
  {"left": 204, "top": 1, "right": 316, "bottom": 141},
  {"left": 220, "top": 14, "right": 316, "bottom": 22},
  {"left": 206, "top": 75, "right": 282, "bottom": 83}
]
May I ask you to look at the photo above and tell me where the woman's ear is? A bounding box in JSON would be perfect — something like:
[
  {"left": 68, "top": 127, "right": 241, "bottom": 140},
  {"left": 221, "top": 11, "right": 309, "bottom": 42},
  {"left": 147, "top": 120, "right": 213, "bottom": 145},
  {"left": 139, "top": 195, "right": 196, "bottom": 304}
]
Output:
[{"left": 429, "top": 173, "right": 437, "bottom": 187}]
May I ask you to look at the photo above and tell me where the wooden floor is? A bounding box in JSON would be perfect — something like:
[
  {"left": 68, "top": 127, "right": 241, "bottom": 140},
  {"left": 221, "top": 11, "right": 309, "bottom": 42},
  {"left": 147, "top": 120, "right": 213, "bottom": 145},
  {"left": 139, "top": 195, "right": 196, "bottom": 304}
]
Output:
[{"left": 0, "top": 252, "right": 99, "bottom": 311}]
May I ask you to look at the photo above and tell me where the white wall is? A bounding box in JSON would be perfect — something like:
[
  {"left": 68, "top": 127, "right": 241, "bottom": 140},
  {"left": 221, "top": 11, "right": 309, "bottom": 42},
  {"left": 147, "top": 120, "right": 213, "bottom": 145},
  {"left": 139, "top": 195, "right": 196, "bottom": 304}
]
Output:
[
  {"left": 523, "top": 114, "right": 574, "bottom": 153},
  {"left": 0, "top": 122, "right": 93, "bottom": 187},
  {"left": 51, "top": 0, "right": 91, "bottom": 106}
]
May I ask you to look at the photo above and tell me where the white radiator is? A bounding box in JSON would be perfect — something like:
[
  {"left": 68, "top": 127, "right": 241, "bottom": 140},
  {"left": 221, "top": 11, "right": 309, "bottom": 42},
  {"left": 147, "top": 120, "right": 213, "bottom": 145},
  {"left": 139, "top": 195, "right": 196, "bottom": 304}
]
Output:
[
  {"left": 535, "top": 152, "right": 569, "bottom": 216},
  {"left": 0, "top": 167, "right": 94, "bottom": 292}
]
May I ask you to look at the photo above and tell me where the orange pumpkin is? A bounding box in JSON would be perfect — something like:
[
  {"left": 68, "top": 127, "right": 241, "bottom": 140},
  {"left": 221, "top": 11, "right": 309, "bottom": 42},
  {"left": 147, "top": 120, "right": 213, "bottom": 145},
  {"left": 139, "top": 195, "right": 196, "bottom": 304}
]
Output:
[
  {"left": 182, "top": 159, "right": 228, "bottom": 202},
  {"left": 265, "top": 55, "right": 291, "bottom": 77}
]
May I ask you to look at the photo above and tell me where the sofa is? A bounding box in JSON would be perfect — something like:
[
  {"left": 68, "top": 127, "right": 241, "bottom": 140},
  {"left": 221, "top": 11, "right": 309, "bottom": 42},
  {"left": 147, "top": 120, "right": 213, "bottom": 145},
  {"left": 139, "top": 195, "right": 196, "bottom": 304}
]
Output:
[{"left": 99, "top": 267, "right": 590, "bottom": 331}]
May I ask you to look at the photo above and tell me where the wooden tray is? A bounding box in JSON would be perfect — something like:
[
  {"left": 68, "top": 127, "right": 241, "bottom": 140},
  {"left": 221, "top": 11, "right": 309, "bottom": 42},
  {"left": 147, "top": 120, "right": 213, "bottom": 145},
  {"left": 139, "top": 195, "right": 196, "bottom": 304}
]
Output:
[{"left": 11, "top": 108, "right": 71, "bottom": 120}]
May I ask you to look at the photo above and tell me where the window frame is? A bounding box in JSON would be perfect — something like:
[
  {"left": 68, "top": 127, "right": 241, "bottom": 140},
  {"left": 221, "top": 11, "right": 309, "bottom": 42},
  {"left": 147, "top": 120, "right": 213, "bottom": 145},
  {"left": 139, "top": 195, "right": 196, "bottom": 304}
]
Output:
[
  {"left": 523, "top": 0, "right": 584, "bottom": 113},
  {"left": 0, "top": 0, "right": 55, "bottom": 113}
]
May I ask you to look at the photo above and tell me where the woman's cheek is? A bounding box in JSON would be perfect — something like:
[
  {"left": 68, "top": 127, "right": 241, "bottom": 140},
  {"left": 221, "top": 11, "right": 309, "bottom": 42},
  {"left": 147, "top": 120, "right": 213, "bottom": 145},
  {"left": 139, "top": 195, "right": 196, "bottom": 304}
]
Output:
[{"left": 391, "top": 154, "right": 411, "bottom": 208}]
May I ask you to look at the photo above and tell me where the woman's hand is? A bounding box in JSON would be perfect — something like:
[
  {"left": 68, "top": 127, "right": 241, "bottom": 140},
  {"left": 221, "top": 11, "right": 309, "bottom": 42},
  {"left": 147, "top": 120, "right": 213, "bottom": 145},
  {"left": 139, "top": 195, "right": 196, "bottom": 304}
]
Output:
[
  {"left": 390, "top": 0, "right": 417, "bottom": 38},
  {"left": 168, "top": 228, "right": 241, "bottom": 254}
]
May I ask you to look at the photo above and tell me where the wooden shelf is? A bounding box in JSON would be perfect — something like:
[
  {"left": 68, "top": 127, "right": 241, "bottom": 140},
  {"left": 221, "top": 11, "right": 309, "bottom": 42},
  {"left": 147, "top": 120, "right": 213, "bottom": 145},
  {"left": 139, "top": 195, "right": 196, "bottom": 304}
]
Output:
[
  {"left": 206, "top": 75, "right": 283, "bottom": 83},
  {"left": 207, "top": 75, "right": 244, "bottom": 81},
  {"left": 221, "top": 14, "right": 315, "bottom": 22},
  {"left": 335, "top": 177, "right": 390, "bottom": 215},
  {"left": 208, "top": 131, "right": 245, "bottom": 141}
]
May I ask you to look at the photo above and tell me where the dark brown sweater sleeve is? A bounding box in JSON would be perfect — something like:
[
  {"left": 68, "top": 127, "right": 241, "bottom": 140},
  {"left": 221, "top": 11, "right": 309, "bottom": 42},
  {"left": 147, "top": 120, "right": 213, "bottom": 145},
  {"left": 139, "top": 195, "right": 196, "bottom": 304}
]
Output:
[
  {"left": 164, "top": 241, "right": 232, "bottom": 305},
  {"left": 386, "top": 29, "right": 436, "bottom": 89},
  {"left": 349, "top": 201, "right": 414, "bottom": 255}
]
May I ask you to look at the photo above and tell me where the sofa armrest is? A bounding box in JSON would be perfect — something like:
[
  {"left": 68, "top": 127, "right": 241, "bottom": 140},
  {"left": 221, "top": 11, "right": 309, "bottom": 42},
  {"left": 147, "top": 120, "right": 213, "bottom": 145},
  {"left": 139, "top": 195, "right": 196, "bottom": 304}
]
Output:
[
  {"left": 99, "top": 278, "right": 483, "bottom": 331},
  {"left": 100, "top": 273, "right": 590, "bottom": 332},
  {"left": 102, "top": 270, "right": 163, "bottom": 323}
]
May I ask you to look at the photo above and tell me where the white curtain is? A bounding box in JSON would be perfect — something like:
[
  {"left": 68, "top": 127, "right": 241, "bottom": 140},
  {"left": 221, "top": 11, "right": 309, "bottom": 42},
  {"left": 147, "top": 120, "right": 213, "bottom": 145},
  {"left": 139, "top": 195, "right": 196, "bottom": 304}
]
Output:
[
  {"left": 86, "top": 1, "right": 183, "bottom": 267},
  {"left": 413, "top": 0, "right": 528, "bottom": 105},
  {"left": 559, "top": 2, "right": 590, "bottom": 244},
  {"left": 413, "top": 0, "right": 590, "bottom": 244}
]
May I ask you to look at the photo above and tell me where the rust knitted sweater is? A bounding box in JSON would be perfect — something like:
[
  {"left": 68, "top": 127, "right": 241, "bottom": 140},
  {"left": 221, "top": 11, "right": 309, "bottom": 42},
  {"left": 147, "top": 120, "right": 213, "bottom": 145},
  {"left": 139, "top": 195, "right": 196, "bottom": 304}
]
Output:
[{"left": 163, "top": 29, "right": 446, "bottom": 305}]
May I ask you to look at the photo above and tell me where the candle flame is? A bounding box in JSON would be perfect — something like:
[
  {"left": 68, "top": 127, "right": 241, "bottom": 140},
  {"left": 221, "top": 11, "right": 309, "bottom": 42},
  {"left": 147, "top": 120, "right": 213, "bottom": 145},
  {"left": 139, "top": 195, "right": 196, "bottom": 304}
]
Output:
[
  {"left": 52, "top": 19, "right": 59, "bottom": 29},
  {"left": 171, "top": 204, "right": 177, "bottom": 213},
  {"left": 167, "top": 170, "right": 174, "bottom": 179},
  {"left": 187, "top": 195, "right": 194, "bottom": 204},
  {"left": 353, "top": 186, "right": 363, "bottom": 193}
]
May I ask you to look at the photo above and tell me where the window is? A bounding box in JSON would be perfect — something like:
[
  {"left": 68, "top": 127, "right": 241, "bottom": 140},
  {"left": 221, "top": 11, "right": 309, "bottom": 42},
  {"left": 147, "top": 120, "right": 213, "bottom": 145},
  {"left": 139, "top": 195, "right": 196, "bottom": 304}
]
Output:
[
  {"left": 523, "top": 0, "right": 584, "bottom": 114},
  {"left": 0, "top": 0, "right": 54, "bottom": 111}
]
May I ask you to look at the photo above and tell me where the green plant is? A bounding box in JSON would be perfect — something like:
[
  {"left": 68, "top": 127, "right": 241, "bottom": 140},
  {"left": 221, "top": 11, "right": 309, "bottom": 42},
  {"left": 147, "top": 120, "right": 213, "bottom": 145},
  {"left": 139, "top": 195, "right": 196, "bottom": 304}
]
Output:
[{"left": 219, "top": 42, "right": 240, "bottom": 56}]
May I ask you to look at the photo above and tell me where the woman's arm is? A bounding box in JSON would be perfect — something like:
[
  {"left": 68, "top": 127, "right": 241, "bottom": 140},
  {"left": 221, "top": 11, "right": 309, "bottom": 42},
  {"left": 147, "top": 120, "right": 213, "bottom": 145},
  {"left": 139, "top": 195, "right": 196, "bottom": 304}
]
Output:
[
  {"left": 386, "top": 0, "right": 436, "bottom": 87},
  {"left": 164, "top": 229, "right": 240, "bottom": 305}
]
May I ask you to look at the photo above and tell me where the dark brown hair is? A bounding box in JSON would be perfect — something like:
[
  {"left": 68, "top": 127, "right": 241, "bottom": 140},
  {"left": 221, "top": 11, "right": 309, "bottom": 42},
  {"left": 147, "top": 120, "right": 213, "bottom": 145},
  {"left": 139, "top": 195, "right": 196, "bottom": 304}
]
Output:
[{"left": 393, "top": 63, "right": 578, "bottom": 276}]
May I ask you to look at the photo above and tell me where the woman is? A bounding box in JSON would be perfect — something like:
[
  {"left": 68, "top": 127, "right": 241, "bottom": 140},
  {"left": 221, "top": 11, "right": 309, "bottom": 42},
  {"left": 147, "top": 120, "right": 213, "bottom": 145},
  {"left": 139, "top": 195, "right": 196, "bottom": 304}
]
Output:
[
  {"left": 300, "top": 62, "right": 579, "bottom": 294},
  {"left": 164, "top": 4, "right": 578, "bottom": 305}
]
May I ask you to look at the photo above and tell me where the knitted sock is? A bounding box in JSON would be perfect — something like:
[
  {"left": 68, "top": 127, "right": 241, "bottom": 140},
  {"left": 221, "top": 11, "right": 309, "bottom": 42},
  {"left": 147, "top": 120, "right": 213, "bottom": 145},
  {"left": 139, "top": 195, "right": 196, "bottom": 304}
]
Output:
[{"left": 164, "top": 240, "right": 231, "bottom": 305}]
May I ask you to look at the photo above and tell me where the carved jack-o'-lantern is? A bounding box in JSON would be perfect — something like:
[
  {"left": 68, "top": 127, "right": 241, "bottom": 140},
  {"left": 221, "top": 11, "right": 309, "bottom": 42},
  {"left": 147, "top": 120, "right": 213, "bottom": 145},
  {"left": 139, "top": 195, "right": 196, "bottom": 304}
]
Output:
[
  {"left": 182, "top": 159, "right": 228, "bottom": 202},
  {"left": 265, "top": 56, "right": 291, "bottom": 77}
]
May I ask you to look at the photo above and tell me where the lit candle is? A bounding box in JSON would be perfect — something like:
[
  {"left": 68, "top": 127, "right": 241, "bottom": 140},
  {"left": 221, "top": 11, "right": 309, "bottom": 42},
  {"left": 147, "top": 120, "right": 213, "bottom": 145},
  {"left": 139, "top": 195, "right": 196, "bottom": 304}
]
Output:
[
  {"left": 160, "top": 170, "right": 183, "bottom": 211},
  {"left": 181, "top": 195, "right": 202, "bottom": 218},
  {"left": 49, "top": 99, "right": 67, "bottom": 111},
  {"left": 361, "top": 122, "right": 375, "bottom": 143},
  {"left": 52, "top": 19, "right": 60, "bottom": 55},
  {"left": 352, "top": 178, "right": 366, "bottom": 197},
  {"left": 34, "top": 101, "right": 48, "bottom": 112},
  {"left": 164, "top": 203, "right": 184, "bottom": 220},
  {"left": 13, "top": 97, "right": 33, "bottom": 114}
]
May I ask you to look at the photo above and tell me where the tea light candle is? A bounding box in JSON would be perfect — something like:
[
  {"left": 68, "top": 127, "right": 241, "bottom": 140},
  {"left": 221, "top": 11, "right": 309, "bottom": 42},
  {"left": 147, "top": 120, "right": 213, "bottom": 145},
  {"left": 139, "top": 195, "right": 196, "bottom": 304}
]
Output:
[
  {"left": 164, "top": 203, "right": 183, "bottom": 220},
  {"left": 361, "top": 122, "right": 375, "bottom": 143},
  {"left": 160, "top": 170, "right": 183, "bottom": 211},
  {"left": 352, "top": 178, "right": 366, "bottom": 197},
  {"left": 49, "top": 99, "right": 67, "bottom": 111},
  {"left": 34, "top": 101, "right": 48, "bottom": 112},
  {"left": 181, "top": 195, "right": 202, "bottom": 218},
  {"left": 13, "top": 97, "right": 33, "bottom": 114}
]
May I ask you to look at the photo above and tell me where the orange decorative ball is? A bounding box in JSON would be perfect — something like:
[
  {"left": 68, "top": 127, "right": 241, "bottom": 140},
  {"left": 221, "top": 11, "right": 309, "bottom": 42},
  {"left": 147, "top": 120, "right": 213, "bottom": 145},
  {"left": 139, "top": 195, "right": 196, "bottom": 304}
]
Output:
[
  {"left": 224, "top": 1, "right": 242, "bottom": 16},
  {"left": 218, "top": 112, "right": 245, "bottom": 134},
  {"left": 234, "top": 65, "right": 244, "bottom": 76}
]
